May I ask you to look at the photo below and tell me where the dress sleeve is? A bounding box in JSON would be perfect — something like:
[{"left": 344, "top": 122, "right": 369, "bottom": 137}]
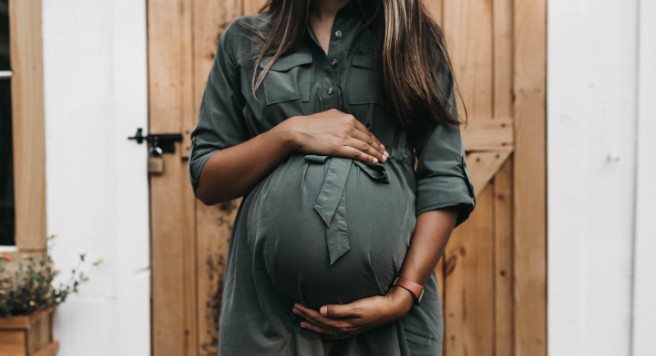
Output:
[
  {"left": 188, "top": 21, "right": 249, "bottom": 198},
  {"left": 411, "top": 69, "right": 476, "bottom": 227}
]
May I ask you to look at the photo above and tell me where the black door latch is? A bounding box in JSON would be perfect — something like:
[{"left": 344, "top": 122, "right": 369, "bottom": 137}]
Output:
[{"left": 128, "top": 127, "right": 183, "bottom": 154}]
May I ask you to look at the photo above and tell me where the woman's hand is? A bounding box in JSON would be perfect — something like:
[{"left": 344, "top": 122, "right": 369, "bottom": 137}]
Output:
[
  {"left": 291, "top": 286, "right": 414, "bottom": 340},
  {"left": 278, "top": 109, "right": 389, "bottom": 164}
]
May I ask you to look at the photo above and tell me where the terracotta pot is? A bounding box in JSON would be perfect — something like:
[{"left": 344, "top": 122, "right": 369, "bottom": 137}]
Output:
[{"left": 0, "top": 308, "right": 59, "bottom": 356}]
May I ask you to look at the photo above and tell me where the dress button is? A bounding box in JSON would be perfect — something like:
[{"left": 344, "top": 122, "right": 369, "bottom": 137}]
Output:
[
  {"left": 330, "top": 58, "right": 338, "bottom": 66},
  {"left": 327, "top": 87, "right": 334, "bottom": 95},
  {"left": 334, "top": 30, "right": 343, "bottom": 38}
]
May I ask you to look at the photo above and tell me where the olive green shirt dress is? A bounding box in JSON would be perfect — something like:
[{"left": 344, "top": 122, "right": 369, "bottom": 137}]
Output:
[{"left": 188, "top": 1, "right": 476, "bottom": 355}]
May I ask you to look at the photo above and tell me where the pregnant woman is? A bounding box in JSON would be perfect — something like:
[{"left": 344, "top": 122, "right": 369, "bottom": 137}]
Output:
[{"left": 188, "top": 0, "right": 476, "bottom": 355}]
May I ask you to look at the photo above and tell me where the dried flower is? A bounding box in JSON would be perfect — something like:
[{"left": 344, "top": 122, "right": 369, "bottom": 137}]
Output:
[{"left": 0, "top": 240, "right": 102, "bottom": 317}]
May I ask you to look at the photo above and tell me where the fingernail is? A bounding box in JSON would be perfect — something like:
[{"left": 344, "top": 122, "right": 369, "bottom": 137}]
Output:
[
  {"left": 380, "top": 143, "right": 385, "bottom": 149},
  {"left": 320, "top": 306, "right": 328, "bottom": 315},
  {"left": 372, "top": 158, "right": 378, "bottom": 163},
  {"left": 300, "top": 322, "right": 307, "bottom": 328}
]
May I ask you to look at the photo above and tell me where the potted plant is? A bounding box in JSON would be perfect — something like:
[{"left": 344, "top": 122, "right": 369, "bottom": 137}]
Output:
[{"left": 0, "top": 235, "right": 101, "bottom": 356}]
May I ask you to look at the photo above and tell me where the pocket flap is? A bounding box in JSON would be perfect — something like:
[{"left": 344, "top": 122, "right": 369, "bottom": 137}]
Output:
[
  {"left": 260, "top": 52, "right": 313, "bottom": 71},
  {"left": 351, "top": 54, "right": 376, "bottom": 69}
]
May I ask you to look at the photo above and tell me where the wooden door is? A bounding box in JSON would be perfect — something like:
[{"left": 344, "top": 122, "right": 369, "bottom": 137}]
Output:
[{"left": 146, "top": 0, "right": 546, "bottom": 355}]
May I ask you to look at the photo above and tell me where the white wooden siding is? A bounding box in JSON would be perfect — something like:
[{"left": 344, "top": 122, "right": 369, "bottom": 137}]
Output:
[
  {"left": 549, "top": 0, "right": 656, "bottom": 355},
  {"left": 632, "top": 0, "right": 656, "bottom": 355},
  {"left": 42, "top": 0, "right": 150, "bottom": 355}
]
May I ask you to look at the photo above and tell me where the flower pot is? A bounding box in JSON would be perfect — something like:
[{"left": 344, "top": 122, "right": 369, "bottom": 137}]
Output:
[{"left": 0, "top": 307, "right": 59, "bottom": 356}]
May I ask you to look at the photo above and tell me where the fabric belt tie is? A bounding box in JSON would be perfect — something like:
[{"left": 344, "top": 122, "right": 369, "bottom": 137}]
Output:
[{"left": 304, "top": 155, "right": 390, "bottom": 265}]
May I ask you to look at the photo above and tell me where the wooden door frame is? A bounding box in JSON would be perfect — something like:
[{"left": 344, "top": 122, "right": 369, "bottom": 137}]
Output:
[
  {"left": 512, "top": 1, "right": 547, "bottom": 354},
  {"left": 5, "top": 0, "right": 47, "bottom": 253}
]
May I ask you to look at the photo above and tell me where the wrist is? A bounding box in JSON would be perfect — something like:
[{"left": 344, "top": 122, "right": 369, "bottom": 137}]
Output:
[
  {"left": 389, "top": 286, "right": 414, "bottom": 317},
  {"left": 271, "top": 116, "right": 300, "bottom": 151}
]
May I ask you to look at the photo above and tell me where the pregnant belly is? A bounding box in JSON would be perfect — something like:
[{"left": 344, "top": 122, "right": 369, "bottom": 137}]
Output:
[{"left": 245, "top": 152, "right": 417, "bottom": 309}]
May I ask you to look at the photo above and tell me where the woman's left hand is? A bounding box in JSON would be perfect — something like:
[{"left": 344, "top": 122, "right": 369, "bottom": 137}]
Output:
[{"left": 291, "top": 286, "right": 415, "bottom": 340}]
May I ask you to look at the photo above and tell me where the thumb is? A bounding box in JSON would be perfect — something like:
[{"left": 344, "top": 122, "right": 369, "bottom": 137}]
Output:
[{"left": 321, "top": 304, "right": 358, "bottom": 319}]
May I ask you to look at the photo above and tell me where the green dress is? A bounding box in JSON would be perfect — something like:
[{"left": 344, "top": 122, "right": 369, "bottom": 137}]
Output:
[{"left": 188, "top": 1, "right": 476, "bottom": 355}]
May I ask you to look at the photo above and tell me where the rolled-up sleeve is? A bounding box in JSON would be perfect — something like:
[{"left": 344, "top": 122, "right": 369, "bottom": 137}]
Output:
[
  {"left": 188, "top": 21, "right": 249, "bottom": 197},
  {"left": 412, "top": 70, "right": 476, "bottom": 227}
]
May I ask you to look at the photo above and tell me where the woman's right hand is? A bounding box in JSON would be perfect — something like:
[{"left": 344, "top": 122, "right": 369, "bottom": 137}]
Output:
[{"left": 277, "top": 109, "right": 389, "bottom": 164}]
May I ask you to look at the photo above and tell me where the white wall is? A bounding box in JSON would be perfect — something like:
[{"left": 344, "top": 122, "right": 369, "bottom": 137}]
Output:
[
  {"left": 548, "top": 0, "right": 656, "bottom": 355},
  {"left": 42, "top": 0, "right": 150, "bottom": 355},
  {"left": 631, "top": 0, "right": 656, "bottom": 355}
]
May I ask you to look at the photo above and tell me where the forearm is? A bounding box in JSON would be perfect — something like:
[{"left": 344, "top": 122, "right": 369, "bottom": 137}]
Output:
[
  {"left": 194, "top": 123, "right": 295, "bottom": 205},
  {"left": 398, "top": 208, "right": 458, "bottom": 287}
]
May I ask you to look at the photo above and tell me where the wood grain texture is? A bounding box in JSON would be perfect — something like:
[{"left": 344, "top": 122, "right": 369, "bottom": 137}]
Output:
[
  {"left": 494, "top": 158, "right": 514, "bottom": 356},
  {"left": 493, "top": 0, "right": 514, "bottom": 119},
  {"left": 148, "top": 0, "right": 197, "bottom": 355},
  {"left": 443, "top": 0, "right": 494, "bottom": 120},
  {"left": 0, "top": 331, "right": 26, "bottom": 354},
  {"left": 462, "top": 118, "right": 514, "bottom": 151},
  {"left": 444, "top": 184, "right": 495, "bottom": 356},
  {"left": 513, "top": 0, "right": 547, "bottom": 355},
  {"left": 9, "top": 0, "right": 47, "bottom": 250},
  {"left": 423, "top": 0, "right": 443, "bottom": 25},
  {"left": 0, "top": 308, "right": 58, "bottom": 356},
  {"left": 466, "top": 151, "right": 511, "bottom": 196},
  {"left": 243, "top": 0, "right": 267, "bottom": 15}
]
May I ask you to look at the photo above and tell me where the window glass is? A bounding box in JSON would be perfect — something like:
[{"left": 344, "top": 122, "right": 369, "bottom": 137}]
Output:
[{"left": 0, "top": 0, "right": 15, "bottom": 246}]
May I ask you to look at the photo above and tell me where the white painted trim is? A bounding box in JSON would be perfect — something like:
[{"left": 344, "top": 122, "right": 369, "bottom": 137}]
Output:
[
  {"left": 0, "top": 246, "right": 18, "bottom": 253},
  {"left": 548, "top": 0, "right": 640, "bottom": 355},
  {"left": 631, "top": 0, "right": 656, "bottom": 354}
]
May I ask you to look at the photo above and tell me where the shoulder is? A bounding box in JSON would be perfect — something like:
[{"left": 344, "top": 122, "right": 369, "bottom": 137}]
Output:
[
  {"left": 220, "top": 13, "right": 271, "bottom": 49},
  {"left": 218, "top": 13, "right": 271, "bottom": 62}
]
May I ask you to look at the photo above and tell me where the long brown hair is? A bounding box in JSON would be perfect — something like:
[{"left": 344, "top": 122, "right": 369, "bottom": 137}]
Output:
[{"left": 242, "top": 0, "right": 464, "bottom": 128}]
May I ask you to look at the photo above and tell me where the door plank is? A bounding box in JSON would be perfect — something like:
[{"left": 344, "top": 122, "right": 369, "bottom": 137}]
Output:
[
  {"left": 493, "top": 0, "right": 514, "bottom": 119},
  {"left": 466, "top": 151, "right": 512, "bottom": 197},
  {"left": 443, "top": 0, "right": 494, "bottom": 121},
  {"left": 243, "top": 0, "right": 268, "bottom": 15},
  {"left": 494, "top": 158, "right": 514, "bottom": 356},
  {"left": 513, "top": 0, "right": 547, "bottom": 355},
  {"left": 444, "top": 184, "right": 495, "bottom": 356},
  {"left": 424, "top": 0, "right": 444, "bottom": 25},
  {"left": 462, "top": 118, "right": 514, "bottom": 151},
  {"left": 148, "top": 0, "right": 197, "bottom": 355}
]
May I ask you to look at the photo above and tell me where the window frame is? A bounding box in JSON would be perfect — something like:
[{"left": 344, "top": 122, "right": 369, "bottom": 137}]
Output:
[{"left": 1, "top": 0, "right": 47, "bottom": 252}]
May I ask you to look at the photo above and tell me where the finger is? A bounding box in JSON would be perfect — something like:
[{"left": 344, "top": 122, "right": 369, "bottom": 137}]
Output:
[
  {"left": 299, "top": 320, "right": 337, "bottom": 335},
  {"left": 338, "top": 145, "right": 379, "bottom": 164},
  {"left": 293, "top": 304, "right": 352, "bottom": 330},
  {"left": 349, "top": 129, "right": 385, "bottom": 160},
  {"left": 345, "top": 138, "right": 381, "bottom": 161},
  {"left": 320, "top": 304, "right": 361, "bottom": 319},
  {"left": 351, "top": 120, "right": 384, "bottom": 150}
]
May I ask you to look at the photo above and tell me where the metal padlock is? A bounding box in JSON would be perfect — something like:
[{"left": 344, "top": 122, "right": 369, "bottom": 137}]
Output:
[{"left": 148, "top": 145, "right": 165, "bottom": 174}]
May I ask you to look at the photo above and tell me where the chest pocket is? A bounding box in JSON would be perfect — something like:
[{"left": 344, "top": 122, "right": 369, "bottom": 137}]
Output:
[
  {"left": 348, "top": 54, "right": 385, "bottom": 106},
  {"left": 260, "top": 52, "right": 313, "bottom": 105}
]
